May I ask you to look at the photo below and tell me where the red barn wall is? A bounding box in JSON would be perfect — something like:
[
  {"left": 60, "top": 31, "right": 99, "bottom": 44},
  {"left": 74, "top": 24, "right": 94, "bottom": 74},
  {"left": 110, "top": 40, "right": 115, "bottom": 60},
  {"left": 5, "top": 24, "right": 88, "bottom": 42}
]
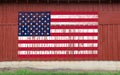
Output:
[{"left": 0, "top": 4, "right": 120, "bottom": 61}]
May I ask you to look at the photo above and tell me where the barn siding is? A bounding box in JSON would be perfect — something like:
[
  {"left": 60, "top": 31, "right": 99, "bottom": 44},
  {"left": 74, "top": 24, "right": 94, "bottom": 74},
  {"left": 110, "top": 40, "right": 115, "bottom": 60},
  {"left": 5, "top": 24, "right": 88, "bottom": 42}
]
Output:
[
  {"left": 0, "top": 4, "right": 120, "bottom": 25},
  {"left": 118, "top": 25, "right": 120, "bottom": 60},
  {"left": 0, "top": 4, "right": 120, "bottom": 61}
]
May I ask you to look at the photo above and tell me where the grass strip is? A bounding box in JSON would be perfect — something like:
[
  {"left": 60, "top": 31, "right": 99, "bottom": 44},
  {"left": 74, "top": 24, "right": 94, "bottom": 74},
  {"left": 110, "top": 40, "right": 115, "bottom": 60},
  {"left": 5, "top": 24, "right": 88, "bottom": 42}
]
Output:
[{"left": 0, "top": 69, "right": 120, "bottom": 75}]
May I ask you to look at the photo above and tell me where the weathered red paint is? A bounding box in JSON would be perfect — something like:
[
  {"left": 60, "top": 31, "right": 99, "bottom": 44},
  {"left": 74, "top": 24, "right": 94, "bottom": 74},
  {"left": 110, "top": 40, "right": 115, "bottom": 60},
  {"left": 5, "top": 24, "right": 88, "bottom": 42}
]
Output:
[{"left": 0, "top": 4, "right": 120, "bottom": 61}]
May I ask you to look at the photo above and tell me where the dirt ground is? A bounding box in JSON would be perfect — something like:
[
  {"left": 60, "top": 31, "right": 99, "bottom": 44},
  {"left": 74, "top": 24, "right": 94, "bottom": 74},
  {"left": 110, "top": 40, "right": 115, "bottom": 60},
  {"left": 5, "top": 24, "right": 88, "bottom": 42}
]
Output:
[{"left": 0, "top": 61, "right": 120, "bottom": 72}]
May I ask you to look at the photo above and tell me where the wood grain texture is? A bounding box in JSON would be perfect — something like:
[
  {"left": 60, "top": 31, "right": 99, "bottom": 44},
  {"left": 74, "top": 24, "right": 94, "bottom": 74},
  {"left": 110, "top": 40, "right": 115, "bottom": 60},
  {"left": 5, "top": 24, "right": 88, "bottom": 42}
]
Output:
[
  {"left": 0, "top": 4, "right": 120, "bottom": 61},
  {"left": 0, "top": 4, "right": 120, "bottom": 25}
]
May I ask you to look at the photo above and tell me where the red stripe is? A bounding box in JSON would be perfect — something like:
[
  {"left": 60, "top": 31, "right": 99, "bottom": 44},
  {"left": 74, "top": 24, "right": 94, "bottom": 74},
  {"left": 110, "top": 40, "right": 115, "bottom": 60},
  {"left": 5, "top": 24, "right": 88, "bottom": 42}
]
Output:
[
  {"left": 51, "top": 12, "right": 98, "bottom": 15},
  {"left": 18, "top": 47, "right": 98, "bottom": 50},
  {"left": 51, "top": 26, "right": 98, "bottom": 29},
  {"left": 18, "top": 40, "right": 98, "bottom": 43},
  {"left": 18, "top": 54, "right": 97, "bottom": 59},
  {"left": 51, "top": 19, "right": 98, "bottom": 22},
  {"left": 51, "top": 33, "right": 98, "bottom": 36}
]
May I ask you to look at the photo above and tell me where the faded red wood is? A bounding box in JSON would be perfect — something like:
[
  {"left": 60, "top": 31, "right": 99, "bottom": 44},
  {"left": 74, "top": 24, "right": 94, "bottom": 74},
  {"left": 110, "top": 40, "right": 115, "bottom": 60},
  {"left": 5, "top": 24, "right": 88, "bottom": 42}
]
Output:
[
  {"left": 0, "top": 4, "right": 120, "bottom": 25},
  {"left": 112, "top": 25, "right": 118, "bottom": 60},
  {"left": 98, "top": 24, "right": 103, "bottom": 60},
  {"left": 0, "top": 4, "right": 120, "bottom": 61},
  {"left": 0, "top": 25, "right": 18, "bottom": 61},
  {"left": 118, "top": 25, "right": 120, "bottom": 60},
  {"left": 107, "top": 25, "right": 113, "bottom": 60},
  {"left": 0, "top": 24, "right": 120, "bottom": 61}
]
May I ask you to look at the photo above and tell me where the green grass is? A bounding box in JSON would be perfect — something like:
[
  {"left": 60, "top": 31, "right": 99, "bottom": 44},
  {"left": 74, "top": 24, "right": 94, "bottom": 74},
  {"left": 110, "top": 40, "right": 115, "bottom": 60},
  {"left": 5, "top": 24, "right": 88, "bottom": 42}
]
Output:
[{"left": 0, "top": 69, "right": 120, "bottom": 75}]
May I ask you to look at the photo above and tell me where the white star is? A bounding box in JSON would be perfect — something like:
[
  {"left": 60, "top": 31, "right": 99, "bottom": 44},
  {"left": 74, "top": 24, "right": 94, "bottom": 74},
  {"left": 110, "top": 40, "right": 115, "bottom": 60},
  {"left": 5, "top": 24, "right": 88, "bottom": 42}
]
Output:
[
  {"left": 42, "top": 18, "right": 44, "bottom": 20},
  {"left": 47, "top": 18, "right": 49, "bottom": 20},
  {"left": 22, "top": 16, "right": 25, "bottom": 18},
  {"left": 19, "top": 18, "right": 22, "bottom": 20},
  {"left": 36, "top": 18, "right": 38, "bottom": 20},
  {"left": 47, "top": 33, "right": 49, "bottom": 35},
  {"left": 19, "top": 33, "right": 21, "bottom": 35},
  {"left": 28, "top": 20, "right": 30, "bottom": 23},
  {"left": 22, "top": 25, "right": 24, "bottom": 27},
  {"left": 33, "top": 21, "right": 35, "bottom": 23},
  {"left": 22, "top": 30, "right": 24, "bottom": 32},
  {"left": 30, "top": 23, "right": 32, "bottom": 25},
  {"left": 25, "top": 18, "right": 27, "bottom": 20},
  {"left": 47, "top": 28, "right": 49, "bottom": 30},
  {"left": 44, "top": 25, "right": 47, "bottom": 28},
  {"left": 25, "top": 13, "right": 27, "bottom": 15},
  {"left": 25, "top": 23, "right": 27, "bottom": 25},
  {"left": 30, "top": 33, "right": 32, "bottom": 35},
  {"left": 41, "top": 13, "right": 44, "bottom": 15},
  {"left": 41, "top": 28, "right": 44, "bottom": 30},
  {"left": 47, "top": 23, "right": 49, "bottom": 25},
  {"left": 25, "top": 28, "right": 27, "bottom": 30},
  {"left": 27, "top": 30, "right": 30, "bottom": 32},
  {"left": 33, "top": 30, "right": 35, "bottom": 33},
  {"left": 30, "top": 28, "right": 32, "bottom": 30},
  {"left": 47, "top": 13, "right": 49, "bottom": 15},
  {"left": 30, "top": 13, "right": 33, "bottom": 15},
  {"left": 44, "top": 30, "right": 46, "bottom": 32},
  {"left": 38, "top": 30, "right": 40, "bottom": 32},
  {"left": 36, "top": 28, "right": 38, "bottom": 30},
  {"left": 19, "top": 28, "right": 21, "bottom": 30},
  {"left": 36, "top": 13, "right": 39, "bottom": 15},
  {"left": 36, "top": 23, "right": 38, "bottom": 25},
  {"left": 41, "top": 33, "right": 44, "bottom": 35},
  {"left": 30, "top": 18, "right": 33, "bottom": 20},
  {"left": 39, "top": 21, "right": 41, "bottom": 23},
  {"left": 22, "top": 21, "right": 24, "bottom": 23},
  {"left": 36, "top": 33, "right": 38, "bottom": 35},
  {"left": 33, "top": 16, "right": 35, "bottom": 18},
  {"left": 44, "top": 20, "right": 46, "bottom": 22},
  {"left": 24, "top": 33, "right": 27, "bottom": 35},
  {"left": 39, "top": 25, "right": 41, "bottom": 27},
  {"left": 19, "top": 23, "right": 21, "bottom": 25},
  {"left": 19, "top": 13, "right": 22, "bottom": 15},
  {"left": 33, "top": 25, "right": 35, "bottom": 28}
]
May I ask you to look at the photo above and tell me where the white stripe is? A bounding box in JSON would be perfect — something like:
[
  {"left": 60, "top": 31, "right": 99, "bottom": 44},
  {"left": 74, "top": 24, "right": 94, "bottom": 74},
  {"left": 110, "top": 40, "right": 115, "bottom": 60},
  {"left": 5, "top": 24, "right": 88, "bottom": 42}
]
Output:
[
  {"left": 51, "top": 22, "right": 98, "bottom": 25},
  {"left": 51, "top": 29, "right": 98, "bottom": 33},
  {"left": 18, "top": 43, "right": 98, "bottom": 47},
  {"left": 18, "top": 50, "right": 98, "bottom": 55},
  {"left": 18, "top": 36, "right": 98, "bottom": 40},
  {"left": 51, "top": 15, "right": 98, "bottom": 19}
]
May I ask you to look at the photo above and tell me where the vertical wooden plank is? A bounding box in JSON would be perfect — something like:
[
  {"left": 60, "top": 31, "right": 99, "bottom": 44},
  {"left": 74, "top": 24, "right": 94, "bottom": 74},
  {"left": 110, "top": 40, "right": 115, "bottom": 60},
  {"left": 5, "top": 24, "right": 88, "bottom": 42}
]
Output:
[
  {"left": 2, "top": 26, "right": 10, "bottom": 60},
  {"left": 118, "top": 25, "right": 120, "bottom": 60},
  {"left": 0, "top": 26, "right": 3, "bottom": 61},
  {"left": 5, "top": 4, "right": 18, "bottom": 24},
  {"left": 112, "top": 24, "right": 118, "bottom": 60},
  {"left": 1, "top": 25, "right": 18, "bottom": 61},
  {"left": 11, "top": 25, "right": 18, "bottom": 60},
  {"left": 0, "top": 5, "right": 2, "bottom": 24},
  {"left": 2, "top": 26, "right": 6, "bottom": 60},
  {"left": 102, "top": 25, "right": 108, "bottom": 60},
  {"left": 107, "top": 24, "right": 114, "bottom": 60},
  {"left": 0, "top": 4, "right": 4, "bottom": 24},
  {"left": 2, "top": 4, "right": 7, "bottom": 24},
  {"left": 98, "top": 24, "right": 103, "bottom": 60}
]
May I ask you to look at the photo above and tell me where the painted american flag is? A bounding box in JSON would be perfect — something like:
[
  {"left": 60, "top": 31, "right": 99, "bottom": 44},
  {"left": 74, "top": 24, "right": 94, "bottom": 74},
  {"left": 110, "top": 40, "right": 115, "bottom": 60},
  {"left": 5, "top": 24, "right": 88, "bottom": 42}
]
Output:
[{"left": 18, "top": 12, "right": 98, "bottom": 59}]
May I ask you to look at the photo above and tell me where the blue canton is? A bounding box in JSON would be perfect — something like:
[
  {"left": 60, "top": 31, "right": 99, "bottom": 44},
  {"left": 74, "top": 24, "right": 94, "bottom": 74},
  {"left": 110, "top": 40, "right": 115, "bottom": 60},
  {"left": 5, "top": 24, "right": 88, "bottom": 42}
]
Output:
[{"left": 18, "top": 12, "right": 50, "bottom": 36}]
